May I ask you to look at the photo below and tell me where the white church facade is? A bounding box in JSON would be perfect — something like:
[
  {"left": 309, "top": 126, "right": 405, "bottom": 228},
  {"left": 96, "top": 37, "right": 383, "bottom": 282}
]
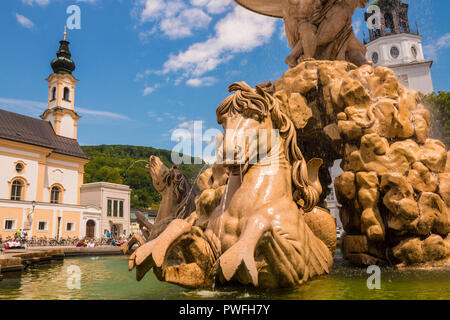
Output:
[{"left": 0, "top": 34, "right": 130, "bottom": 240}]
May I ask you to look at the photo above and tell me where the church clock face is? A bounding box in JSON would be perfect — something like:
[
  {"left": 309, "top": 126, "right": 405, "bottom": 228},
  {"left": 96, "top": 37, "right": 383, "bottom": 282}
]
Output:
[
  {"left": 390, "top": 46, "right": 400, "bottom": 59},
  {"left": 372, "top": 52, "right": 379, "bottom": 64}
]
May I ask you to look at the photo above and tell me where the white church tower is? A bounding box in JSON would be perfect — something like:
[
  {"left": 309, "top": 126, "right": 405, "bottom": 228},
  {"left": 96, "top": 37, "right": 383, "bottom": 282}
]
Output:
[
  {"left": 364, "top": 0, "right": 434, "bottom": 93},
  {"left": 41, "top": 28, "right": 80, "bottom": 139}
]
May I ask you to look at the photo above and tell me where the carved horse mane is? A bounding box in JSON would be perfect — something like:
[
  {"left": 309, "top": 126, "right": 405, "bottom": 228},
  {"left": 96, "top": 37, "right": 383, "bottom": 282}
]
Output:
[{"left": 216, "top": 81, "right": 321, "bottom": 211}]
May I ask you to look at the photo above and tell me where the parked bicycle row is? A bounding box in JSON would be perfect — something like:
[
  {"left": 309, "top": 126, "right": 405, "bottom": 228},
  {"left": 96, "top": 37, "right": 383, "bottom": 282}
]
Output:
[{"left": 1, "top": 234, "right": 129, "bottom": 250}]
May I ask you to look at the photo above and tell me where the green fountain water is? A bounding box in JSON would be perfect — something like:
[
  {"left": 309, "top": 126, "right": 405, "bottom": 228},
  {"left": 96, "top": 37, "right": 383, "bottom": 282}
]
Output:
[{"left": 0, "top": 253, "right": 449, "bottom": 300}]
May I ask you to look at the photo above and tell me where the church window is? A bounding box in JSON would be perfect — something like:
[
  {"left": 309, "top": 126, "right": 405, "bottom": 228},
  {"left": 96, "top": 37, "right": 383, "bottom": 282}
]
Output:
[
  {"left": 15, "top": 163, "right": 24, "bottom": 173},
  {"left": 63, "top": 87, "right": 70, "bottom": 101},
  {"left": 11, "top": 180, "right": 23, "bottom": 201},
  {"left": 411, "top": 46, "right": 418, "bottom": 58},
  {"left": 51, "top": 186, "right": 62, "bottom": 204},
  {"left": 51, "top": 87, "right": 56, "bottom": 101}
]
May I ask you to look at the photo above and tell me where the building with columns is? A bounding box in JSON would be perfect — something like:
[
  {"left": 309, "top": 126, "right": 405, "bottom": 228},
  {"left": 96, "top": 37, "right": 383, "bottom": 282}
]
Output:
[
  {"left": 0, "top": 33, "right": 130, "bottom": 241},
  {"left": 364, "top": 0, "right": 434, "bottom": 93}
]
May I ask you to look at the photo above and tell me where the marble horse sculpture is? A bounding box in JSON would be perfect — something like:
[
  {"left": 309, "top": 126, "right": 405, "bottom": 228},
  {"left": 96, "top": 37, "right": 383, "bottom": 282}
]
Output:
[
  {"left": 121, "top": 156, "right": 198, "bottom": 254},
  {"left": 129, "top": 82, "right": 335, "bottom": 288}
]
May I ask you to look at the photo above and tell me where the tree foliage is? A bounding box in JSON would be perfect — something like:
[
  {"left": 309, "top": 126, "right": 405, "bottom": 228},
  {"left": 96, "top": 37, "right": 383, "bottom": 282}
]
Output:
[
  {"left": 421, "top": 91, "right": 450, "bottom": 149},
  {"left": 81, "top": 145, "right": 205, "bottom": 210}
]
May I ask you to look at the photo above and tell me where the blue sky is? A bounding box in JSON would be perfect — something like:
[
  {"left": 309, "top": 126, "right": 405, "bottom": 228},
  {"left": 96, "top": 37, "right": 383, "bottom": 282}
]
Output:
[{"left": 0, "top": 0, "right": 449, "bottom": 159}]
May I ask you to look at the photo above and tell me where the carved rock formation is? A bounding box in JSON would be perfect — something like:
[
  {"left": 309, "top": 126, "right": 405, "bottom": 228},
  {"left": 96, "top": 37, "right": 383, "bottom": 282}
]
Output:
[{"left": 273, "top": 60, "right": 450, "bottom": 267}]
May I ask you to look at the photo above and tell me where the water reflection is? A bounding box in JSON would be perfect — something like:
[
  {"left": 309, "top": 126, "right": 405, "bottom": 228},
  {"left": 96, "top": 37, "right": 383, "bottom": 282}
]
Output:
[{"left": 0, "top": 254, "right": 449, "bottom": 300}]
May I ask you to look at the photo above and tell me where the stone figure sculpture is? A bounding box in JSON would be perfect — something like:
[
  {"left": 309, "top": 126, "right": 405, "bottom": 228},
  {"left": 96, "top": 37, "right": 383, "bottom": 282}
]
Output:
[
  {"left": 121, "top": 156, "right": 198, "bottom": 254},
  {"left": 129, "top": 82, "right": 336, "bottom": 288},
  {"left": 234, "top": 0, "right": 369, "bottom": 67}
]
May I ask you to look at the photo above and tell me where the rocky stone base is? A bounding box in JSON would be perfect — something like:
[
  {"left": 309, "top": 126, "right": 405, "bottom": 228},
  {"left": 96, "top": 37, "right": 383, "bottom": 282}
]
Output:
[{"left": 272, "top": 60, "right": 450, "bottom": 267}]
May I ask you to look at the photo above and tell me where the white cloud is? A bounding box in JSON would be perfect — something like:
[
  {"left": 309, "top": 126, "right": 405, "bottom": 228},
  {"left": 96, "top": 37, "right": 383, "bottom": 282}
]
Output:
[
  {"left": 135, "top": 69, "right": 154, "bottom": 81},
  {"left": 424, "top": 33, "right": 450, "bottom": 60},
  {"left": 143, "top": 84, "right": 160, "bottom": 96},
  {"left": 0, "top": 97, "right": 130, "bottom": 120},
  {"left": 352, "top": 18, "right": 363, "bottom": 38},
  {"left": 77, "top": 107, "right": 130, "bottom": 120},
  {"left": 15, "top": 13, "right": 35, "bottom": 29},
  {"left": 133, "top": 2, "right": 275, "bottom": 90},
  {"left": 135, "top": 0, "right": 212, "bottom": 39},
  {"left": 190, "top": 0, "right": 232, "bottom": 14},
  {"left": 0, "top": 97, "right": 45, "bottom": 115},
  {"left": 139, "top": 0, "right": 166, "bottom": 22},
  {"left": 172, "top": 120, "right": 205, "bottom": 138},
  {"left": 160, "top": 8, "right": 211, "bottom": 39},
  {"left": 162, "top": 5, "right": 276, "bottom": 78},
  {"left": 186, "top": 76, "right": 217, "bottom": 87},
  {"left": 138, "top": 26, "right": 158, "bottom": 42},
  {"left": 21, "top": 0, "right": 50, "bottom": 6},
  {"left": 148, "top": 110, "right": 187, "bottom": 122}
]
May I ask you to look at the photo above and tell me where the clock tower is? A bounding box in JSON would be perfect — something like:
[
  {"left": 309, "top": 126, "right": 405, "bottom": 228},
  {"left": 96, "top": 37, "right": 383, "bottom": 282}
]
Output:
[{"left": 364, "top": 0, "right": 433, "bottom": 93}]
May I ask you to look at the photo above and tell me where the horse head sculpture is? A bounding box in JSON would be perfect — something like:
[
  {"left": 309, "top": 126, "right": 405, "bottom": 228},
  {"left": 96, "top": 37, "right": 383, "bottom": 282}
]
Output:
[
  {"left": 128, "top": 82, "right": 334, "bottom": 289},
  {"left": 121, "top": 156, "right": 198, "bottom": 254}
]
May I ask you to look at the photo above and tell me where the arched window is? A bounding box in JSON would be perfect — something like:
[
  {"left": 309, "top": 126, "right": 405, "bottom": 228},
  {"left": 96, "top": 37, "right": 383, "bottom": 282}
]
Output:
[
  {"left": 51, "top": 186, "right": 61, "bottom": 204},
  {"left": 11, "top": 180, "right": 23, "bottom": 201},
  {"left": 63, "top": 87, "right": 70, "bottom": 101},
  {"left": 51, "top": 87, "right": 56, "bottom": 101}
]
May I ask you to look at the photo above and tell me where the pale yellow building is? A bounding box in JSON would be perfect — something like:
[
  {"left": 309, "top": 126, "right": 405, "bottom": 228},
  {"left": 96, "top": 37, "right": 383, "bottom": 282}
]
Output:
[{"left": 0, "top": 35, "right": 130, "bottom": 241}]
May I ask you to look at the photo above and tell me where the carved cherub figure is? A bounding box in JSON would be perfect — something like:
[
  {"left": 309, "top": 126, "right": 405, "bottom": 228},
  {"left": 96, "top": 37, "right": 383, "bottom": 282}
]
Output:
[
  {"left": 283, "top": 0, "right": 369, "bottom": 67},
  {"left": 283, "top": 0, "right": 326, "bottom": 66}
]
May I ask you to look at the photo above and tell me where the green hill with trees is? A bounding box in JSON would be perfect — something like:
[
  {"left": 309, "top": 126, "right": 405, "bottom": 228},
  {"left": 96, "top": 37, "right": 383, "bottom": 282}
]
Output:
[
  {"left": 421, "top": 91, "right": 450, "bottom": 149},
  {"left": 81, "top": 145, "right": 205, "bottom": 210}
]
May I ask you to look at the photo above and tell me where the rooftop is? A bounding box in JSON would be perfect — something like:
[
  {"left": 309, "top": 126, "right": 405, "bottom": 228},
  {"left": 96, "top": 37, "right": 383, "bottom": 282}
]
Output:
[
  {"left": 81, "top": 182, "right": 131, "bottom": 191},
  {"left": 0, "top": 109, "right": 87, "bottom": 159}
]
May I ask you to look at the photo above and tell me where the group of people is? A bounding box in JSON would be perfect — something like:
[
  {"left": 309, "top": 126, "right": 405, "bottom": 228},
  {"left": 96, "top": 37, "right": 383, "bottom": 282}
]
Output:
[
  {"left": 105, "top": 231, "right": 127, "bottom": 247},
  {"left": 76, "top": 237, "right": 96, "bottom": 248},
  {"left": 2, "top": 239, "right": 25, "bottom": 250},
  {"left": 111, "top": 235, "right": 127, "bottom": 247},
  {"left": 1, "top": 229, "right": 27, "bottom": 250},
  {"left": 74, "top": 232, "right": 128, "bottom": 248}
]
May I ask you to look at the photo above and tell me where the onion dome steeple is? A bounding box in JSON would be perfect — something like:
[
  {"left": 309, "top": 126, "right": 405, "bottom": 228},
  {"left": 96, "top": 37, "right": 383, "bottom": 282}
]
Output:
[
  {"left": 43, "top": 27, "right": 80, "bottom": 139},
  {"left": 50, "top": 27, "right": 76, "bottom": 75}
]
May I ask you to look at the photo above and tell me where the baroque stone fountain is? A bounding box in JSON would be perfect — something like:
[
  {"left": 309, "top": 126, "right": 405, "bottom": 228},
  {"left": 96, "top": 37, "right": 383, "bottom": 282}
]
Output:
[{"left": 125, "top": 0, "right": 450, "bottom": 289}]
